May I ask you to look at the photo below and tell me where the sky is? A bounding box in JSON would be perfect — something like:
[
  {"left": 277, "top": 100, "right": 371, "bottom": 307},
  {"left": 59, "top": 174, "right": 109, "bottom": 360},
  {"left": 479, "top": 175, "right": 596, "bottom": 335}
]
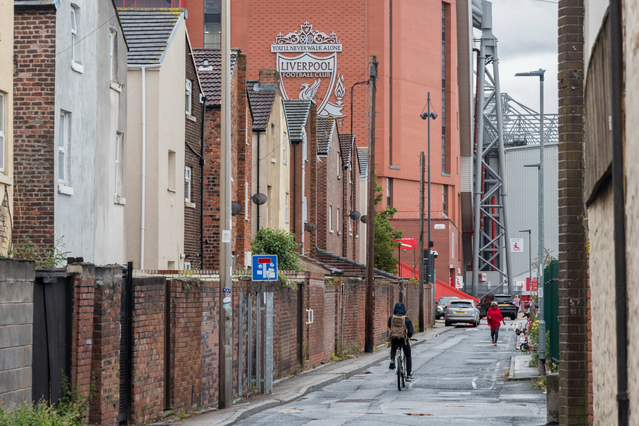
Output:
[{"left": 481, "top": 0, "right": 559, "bottom": 113}]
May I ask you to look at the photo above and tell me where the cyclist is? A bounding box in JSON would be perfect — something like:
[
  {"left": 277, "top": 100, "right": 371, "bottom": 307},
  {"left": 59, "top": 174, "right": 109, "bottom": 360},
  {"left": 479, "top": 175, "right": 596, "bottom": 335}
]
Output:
[{"left": 388, "top": 302, "right": 414, "bottom": 381}]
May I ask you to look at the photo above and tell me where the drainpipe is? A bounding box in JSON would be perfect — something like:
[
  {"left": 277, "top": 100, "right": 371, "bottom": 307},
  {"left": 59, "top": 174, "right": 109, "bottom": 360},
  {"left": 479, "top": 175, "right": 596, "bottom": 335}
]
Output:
[
  {"left": 257, "top": 132, "right": 260, "bottom": 229},
  {"left": 140, "top": 66, "right": 147, "bottom": 270},
  {"left": 200, "top": 95, "right": 206, "bottom": 270},
  {"left": 610, "top": 0, "right": 628, "bottom": 424},
  {"left": 293, "top": 143, "right": 297, "bottom": 238},
  {"left": 301, "top": 130, "right": 306, "bottom": 254}
]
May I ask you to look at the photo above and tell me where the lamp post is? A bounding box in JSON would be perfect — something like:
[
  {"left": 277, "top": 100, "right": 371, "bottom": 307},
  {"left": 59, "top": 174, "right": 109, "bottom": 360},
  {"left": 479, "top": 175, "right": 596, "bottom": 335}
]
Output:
[
  {"left": 515, "top": 69, "right": 546, "bottom": 374},
  {"left": 519, "top": 229, "right": 532, "bottom": 301},
  {"left": 420, "top": 93, "right": 437, "bottom": 324}
]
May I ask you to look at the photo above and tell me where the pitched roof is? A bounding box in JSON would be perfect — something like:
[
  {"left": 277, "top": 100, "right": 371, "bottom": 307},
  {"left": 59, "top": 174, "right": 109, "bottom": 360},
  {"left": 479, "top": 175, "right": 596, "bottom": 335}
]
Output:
[
  {"left": 118, "top": 8, "right": 183, "bottom": 66},
  {"left": 246, "top": 80, "right": 277, "bottom": 131},
  {"left": 282, "top": 100, "right": 312, "bottom": 143},
  {"left": 338, "top": 133, "right": 355, "bottom": 168},
  {"left": 316, "top": 117, "right": 336, "bottom": 155},
  {"left": 14, "top": 0, "right": 58, "bottom": 8},
  {"left": 357, "top": 147, "right": 369, "bottom": 178},
  {"left": 192, "top": 49, "right": 238, "bottom": 107},
  {"left": 315, "top": 248, "right": 402, "bottom": 281}
]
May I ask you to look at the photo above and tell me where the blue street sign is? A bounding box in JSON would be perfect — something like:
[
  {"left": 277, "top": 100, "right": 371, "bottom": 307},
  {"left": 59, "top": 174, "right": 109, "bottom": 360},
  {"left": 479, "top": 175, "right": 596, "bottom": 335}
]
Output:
[{"left": 252, "top": 255, "right": 278, "bottom": 281}]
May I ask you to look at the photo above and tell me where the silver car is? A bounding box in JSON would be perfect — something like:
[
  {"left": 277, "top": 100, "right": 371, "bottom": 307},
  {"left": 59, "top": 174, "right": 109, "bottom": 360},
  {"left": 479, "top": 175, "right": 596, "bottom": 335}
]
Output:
[{"left": 444, "top": 299, "right": 480, "bottom": 327}]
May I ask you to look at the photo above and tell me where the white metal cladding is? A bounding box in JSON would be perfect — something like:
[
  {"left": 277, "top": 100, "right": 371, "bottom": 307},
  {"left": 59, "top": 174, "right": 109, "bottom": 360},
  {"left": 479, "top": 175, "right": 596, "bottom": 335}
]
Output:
[
  {"left": 460, "top": 156, "right": 472, "bottom": 192},
  {"left": 503, "top": 144, "right": 559, "bottom": 279}
]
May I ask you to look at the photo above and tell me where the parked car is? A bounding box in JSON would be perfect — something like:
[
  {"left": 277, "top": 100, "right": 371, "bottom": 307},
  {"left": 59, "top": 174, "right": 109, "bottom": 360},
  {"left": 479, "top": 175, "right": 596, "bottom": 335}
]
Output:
[
  {"left": 478, "top": 294, "right": 518, "bottom": 320},
  {"left": 444, "top": 299, "right": 480, "bottom": 327},
  {"left": 436, "top": 296, "right": 459, "bottom": 319}
]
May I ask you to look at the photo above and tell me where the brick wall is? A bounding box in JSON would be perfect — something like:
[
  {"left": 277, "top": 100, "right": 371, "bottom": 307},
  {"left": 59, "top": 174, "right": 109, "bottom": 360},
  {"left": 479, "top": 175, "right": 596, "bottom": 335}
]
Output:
[
  {"left": 200, "top": 279, "right": 218, "bottom": 407},
  {"left": 557, "top": 0, "right": 589, "bottom": 424},
  {"left": 320, "top": 131, "right": 343, "bottom": 255},
  {"left": 130, "top": 277, "right": 165, "bottom": 424},
  {"left": 12, "top": 10, "right": 56, "bottom": 253},
  {"left": 202, "top": 109, "right": 221, "bottom": 269},
  {"left": 0, "top": 259, "right": 35, "bottom": 410},
  {"left": 185, "top": 40, "right": 204, "bottom": 269},
  {"left": 90, "top": 266, "right": 122, "bottom": 426},
  {"left": 235, "top": 54, "right": 252, "bottom": 267}
]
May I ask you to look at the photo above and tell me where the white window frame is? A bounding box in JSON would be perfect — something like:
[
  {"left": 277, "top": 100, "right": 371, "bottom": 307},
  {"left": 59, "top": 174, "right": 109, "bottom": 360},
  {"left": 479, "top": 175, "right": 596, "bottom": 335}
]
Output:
[
  {"left": 0, "top": 93, "right": 5, "bottom": 173},
  {"left": 337, "top": 207, "right": 340, "bottom": 235},
  {"left": 109, "top": 28, "right": 117, "bottom": 82},
  {"left": 282, "top": 133, "right": 287, "bottom": 165},
  {"left": 58, "top": 111, "right": 70, "bottom": 184},
  {"left": 244, "top": 181, "right": 249, "bottom": 221},
  {"left": 337, "top": 154, "right": 340, "bottom": 179},
  {"left": 285, "top": 193, "right": 289, "bottom": 223},
  {"left": 71, "top": 7, "right": 77, "bottom": 62},
  {"left": 185, "top": 79, "right": 192, "bottom": 115},
  {"left": 114, "top": 133, "right": 121, "bottom": 195},
  {"left": 329, "top": 205, "right": 333, "bottom": 233},
  {"left": 349, "top": 214, "right": 352, "bottom": 235},
  {"left": 185, "top": 166, "right": 192, "bottom": 202}
]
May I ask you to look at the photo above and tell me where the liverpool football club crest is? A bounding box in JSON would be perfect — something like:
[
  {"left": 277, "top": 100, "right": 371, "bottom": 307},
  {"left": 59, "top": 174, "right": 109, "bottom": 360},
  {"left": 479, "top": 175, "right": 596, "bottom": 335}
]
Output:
[{"left": 272, "top": 21, "right": 345, "bottom": 118}]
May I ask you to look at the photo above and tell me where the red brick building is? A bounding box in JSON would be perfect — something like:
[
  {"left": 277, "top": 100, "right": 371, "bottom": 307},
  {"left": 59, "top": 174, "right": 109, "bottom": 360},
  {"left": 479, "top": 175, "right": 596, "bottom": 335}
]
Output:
[{"left": 193, "top": 49, "right": 252, "bottom": 269}]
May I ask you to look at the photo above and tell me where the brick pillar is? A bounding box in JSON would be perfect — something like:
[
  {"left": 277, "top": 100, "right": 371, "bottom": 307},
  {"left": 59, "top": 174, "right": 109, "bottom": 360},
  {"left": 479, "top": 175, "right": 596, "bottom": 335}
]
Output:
[
  {"left": 557, "top": 1, "right": 589, "bottom": 424},
  {"left": 68, "top": 263, "right": 96, "bottom": 403},
  {"left": 90, "top": 266, "right": 122, "bottom": 426}
]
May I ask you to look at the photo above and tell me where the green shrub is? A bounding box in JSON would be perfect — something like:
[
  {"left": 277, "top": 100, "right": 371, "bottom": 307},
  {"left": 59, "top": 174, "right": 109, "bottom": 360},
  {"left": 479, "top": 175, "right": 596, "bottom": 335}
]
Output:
[{"left": 251, "top": 228, "right": 301, "bottom": 271}]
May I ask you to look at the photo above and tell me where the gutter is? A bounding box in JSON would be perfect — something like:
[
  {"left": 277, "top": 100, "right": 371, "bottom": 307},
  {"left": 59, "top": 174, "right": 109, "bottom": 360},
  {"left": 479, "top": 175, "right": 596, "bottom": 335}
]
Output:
[{"left": 609, "top": 0, "right": 628, "bottom": 424}]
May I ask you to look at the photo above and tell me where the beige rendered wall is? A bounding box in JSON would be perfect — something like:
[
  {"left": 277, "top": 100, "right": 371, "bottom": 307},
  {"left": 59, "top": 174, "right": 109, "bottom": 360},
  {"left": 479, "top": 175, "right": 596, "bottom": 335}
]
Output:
[
  {"left": 252, "top": 96, "right": 289, "bottom": 238},
  {"left": 623, "top": 4, "right": 639, "bottom": 422},
  {"left": 358, "top": 176, "right": 367, "bottom": 265},
  {"left": 588, "top": 183, "right": 617, "bottom": 424},
  {"left": 0, "top": 0, "right": 14, "bottom": 255}
]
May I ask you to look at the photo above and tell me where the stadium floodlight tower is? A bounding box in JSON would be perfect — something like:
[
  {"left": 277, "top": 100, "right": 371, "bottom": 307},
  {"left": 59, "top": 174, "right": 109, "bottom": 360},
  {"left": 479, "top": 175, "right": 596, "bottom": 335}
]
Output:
[{"left": 471, "top": 0, "right": 514, "bottom": 297}]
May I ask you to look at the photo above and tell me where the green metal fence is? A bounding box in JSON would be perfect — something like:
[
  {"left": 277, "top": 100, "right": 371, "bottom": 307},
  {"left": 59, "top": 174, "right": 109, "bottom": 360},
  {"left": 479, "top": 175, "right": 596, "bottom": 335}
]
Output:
[{"left": 543, "top": 259, "right": 559, "bottom": 362}]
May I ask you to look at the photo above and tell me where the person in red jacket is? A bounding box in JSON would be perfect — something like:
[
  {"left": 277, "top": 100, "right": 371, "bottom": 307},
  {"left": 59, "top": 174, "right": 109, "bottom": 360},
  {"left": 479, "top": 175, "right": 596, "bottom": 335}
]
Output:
[{"left": 486, "top": 301, "right": 506, "bottom": 346}]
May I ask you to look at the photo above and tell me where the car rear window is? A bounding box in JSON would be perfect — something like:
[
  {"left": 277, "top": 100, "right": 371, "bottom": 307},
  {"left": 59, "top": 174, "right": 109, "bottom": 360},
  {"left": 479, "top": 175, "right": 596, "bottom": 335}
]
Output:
[
  {"left": 450, "top": 301, "right": 473, "bottom": 309},
  {"left": 439, "top": 297, "right": 457, "bottom": 304},
  {"left": 494, "top": 296, "right": 513, "bottom": 304}
]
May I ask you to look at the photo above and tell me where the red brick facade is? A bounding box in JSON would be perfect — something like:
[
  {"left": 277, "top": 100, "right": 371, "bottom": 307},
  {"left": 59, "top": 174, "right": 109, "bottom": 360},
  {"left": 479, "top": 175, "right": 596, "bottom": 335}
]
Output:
[
  {"left": 12, "top": 9, "right": 57, "bottom": 253},
  {"left": 184, "top": 38, "right": 204, "bottom": 269}
]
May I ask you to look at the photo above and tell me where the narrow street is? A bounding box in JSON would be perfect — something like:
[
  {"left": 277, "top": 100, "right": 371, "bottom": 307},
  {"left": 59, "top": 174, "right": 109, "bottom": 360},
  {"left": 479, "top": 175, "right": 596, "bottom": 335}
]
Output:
[{"left": 235, "top": 320, "right": 546, "bottom": 426}]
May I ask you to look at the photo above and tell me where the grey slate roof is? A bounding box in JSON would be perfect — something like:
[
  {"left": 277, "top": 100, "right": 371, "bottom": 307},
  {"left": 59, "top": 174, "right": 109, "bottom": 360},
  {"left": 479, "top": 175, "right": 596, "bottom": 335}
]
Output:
[
  {"left": 282, "top": 100, "right": 312, "bottom": 143},
  {"left": 192, "top": 49, "right": 238, "bottom": 107},
  {"left": 118, "top": 8, "right": 183, "bottom": 65},
  {"left": 14, "top": 0, "right": 58, "bottom": 8},
  {"left": 316, "top": 117, "right": 336, "bottom": 155},
  {"left": 316, "top": 248, "right": 402, "bottom": 281},
  {"left": 338, "top": 133, "right": 355, "bottom": 169},
  {"left": 246, "top": 80, "right": 277, "bottom": 131},
  {"left": 357, "top": 146, "right": 368, "bottom": 178}
]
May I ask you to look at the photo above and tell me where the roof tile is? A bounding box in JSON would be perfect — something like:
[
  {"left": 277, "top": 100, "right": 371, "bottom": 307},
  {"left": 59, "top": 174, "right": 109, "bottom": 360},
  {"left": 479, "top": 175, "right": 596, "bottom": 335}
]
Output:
[
  {"left": 118, "top": 8, "right": 183, "bottom": 65},
  {"left": 282, "top": 100, "right": 312, "bottom": 143},
  {"left": 357, "top": 147, "right": 369, "bottom": 178},
  {"left": 316, "top": 117, "right": 336, "bottom": 155},
  {"left": 246, "top": 80, "right": 277, "bottom": 131},
  {"left": 192, "top": 49, "right": 238, "bottom": 106}
]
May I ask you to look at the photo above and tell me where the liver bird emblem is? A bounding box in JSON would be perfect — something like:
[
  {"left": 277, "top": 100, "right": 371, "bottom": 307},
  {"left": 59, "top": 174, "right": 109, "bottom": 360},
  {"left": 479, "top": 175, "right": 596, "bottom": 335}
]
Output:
[{"left": 299, "top": 79, "right": 321, "bottom": 103}]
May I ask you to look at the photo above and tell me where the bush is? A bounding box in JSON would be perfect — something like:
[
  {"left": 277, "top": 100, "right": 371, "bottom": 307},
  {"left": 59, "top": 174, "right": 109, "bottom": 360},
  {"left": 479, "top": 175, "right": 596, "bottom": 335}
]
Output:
[
  {"left": 8, "top": 236, "right": 67, "bottom": 269},
  {"left": 251, "top": 228, "right": 301, "bottom": 271}
]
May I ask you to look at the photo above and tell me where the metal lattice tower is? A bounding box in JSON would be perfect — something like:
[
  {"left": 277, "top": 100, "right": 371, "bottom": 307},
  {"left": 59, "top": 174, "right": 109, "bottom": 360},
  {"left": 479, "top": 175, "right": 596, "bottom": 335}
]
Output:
[{"left": 471, "top": 0, "right": 514, "bottom": 297}]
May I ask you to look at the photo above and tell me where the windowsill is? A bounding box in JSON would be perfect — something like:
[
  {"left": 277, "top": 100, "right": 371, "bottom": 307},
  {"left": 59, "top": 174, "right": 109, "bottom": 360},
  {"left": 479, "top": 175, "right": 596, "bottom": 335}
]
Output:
[
  {"left": 58, "top": 184, "right": 74, "bottom": 196},
  {"left": 356, "top": 235, "right": 359, "bottom": 239},
  {"left": 186, "top": 113, "right": 197, "bottom": 122},
  {"left": 0, "top": 174, "right": 13, "bottom": 186},
  {"left": 349, "top": 233, "right": 352, "bottom": 237},
  {"left": 329, "top": 230, "right": 334, "bottom": 234},
  {"left": 389, "top": 165, "right": 401, "bottom": 170},
  {"left": 110, "top": 81, "right": 122, "bottom": 93},
  {"left": 441, "top": 172, "right": 451, "bottom": 177},
  {"left": 167, "top": 188, "right": 176, "bottom": 193},
  {"left": 71, "top": 61, "right": 84, "bottom": 74},
  {"left": 114, "top": 195, "right": 126, "bottom": 205},
  {"left": 185, "top": 201, "right": 196, "bottom": 209},
  {"left": 271, "top": 158, "right": 277, "bottom": 163}
]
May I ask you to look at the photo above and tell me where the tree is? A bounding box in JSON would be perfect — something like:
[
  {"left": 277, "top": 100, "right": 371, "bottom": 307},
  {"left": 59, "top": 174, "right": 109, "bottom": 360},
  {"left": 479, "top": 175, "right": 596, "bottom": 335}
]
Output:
[
  {"left": 371, "top": 174, "right": 402, "bottom": 274},
  {"left": 251, "top": 227, "right": 302, "bottom": 271}
]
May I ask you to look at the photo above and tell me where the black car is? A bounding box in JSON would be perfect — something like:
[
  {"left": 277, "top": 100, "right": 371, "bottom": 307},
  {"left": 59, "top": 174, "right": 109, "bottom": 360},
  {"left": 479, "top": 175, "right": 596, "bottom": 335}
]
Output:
[
  {"left": 436, "top": 296, "right": 459, "bottom": 319},
  {"left": 478, "top": 294, "right": 518, "bottom": 320}
]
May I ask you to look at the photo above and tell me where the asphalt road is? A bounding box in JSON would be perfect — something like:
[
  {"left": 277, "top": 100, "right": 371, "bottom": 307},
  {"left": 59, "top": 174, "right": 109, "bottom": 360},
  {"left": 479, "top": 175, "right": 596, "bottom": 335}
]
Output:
[{"left": 235, "top": 320, "right": 547, "bottom": 426}]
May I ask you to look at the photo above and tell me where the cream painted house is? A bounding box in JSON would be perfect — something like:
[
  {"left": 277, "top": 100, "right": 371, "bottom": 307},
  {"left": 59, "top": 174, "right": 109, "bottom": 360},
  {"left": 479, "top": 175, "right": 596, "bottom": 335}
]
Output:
[
  {"left": 120, "top": 9, "right": 188, "bottom": 270},
  {"left": 247, "top": 71, "right": 290, "bottom": 237},
  {"left": 0, "top": 0, "right": 13, "bottom": 255}
]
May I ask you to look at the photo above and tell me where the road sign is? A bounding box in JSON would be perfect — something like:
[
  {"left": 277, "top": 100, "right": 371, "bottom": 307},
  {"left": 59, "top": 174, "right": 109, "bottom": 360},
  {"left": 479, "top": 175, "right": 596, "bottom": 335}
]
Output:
[{"left": 252, "top": 255, "right": 278, "bottom": 281}]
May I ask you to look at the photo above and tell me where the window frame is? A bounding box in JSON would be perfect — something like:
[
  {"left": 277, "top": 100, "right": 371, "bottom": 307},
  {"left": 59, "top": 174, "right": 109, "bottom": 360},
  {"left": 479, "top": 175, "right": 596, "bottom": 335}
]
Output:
[
  {"left": 114, "top": 132, "right": 123, "bottom": 196},
  {"left": 285, "top": 193, "right": 289, "bottom": 224},
  {"left": 71, "top": 6, "right": 77, "bottom": 62},
  {"left": 58, "top": 111, "right": 70, "bottom": 185},
  {"left": 329, "top": 205, "right": 333, "bottom": 233},
  {"left": 386, "top": 178, "right": 391, "bottom": 207},
  {"left": 168, "top": 150, "right": 176, "bottom": 191},
  {"left": 185, "top": 166, "right": 192, "bottom": 202},
  {"left": 336, "top": 207, "right": 340, "bottom": 235},
  {"left": 442, "top": 184, "right": 448, "bottom": 217},
  {"left": 185, "top": 79, "right": 193, "bottom": 115},
  {"left": 282, "top": 132, "right": 287, "bottom": 165},
  {"left": 109, "top": 27, "right": 118, "bottom": 83}
]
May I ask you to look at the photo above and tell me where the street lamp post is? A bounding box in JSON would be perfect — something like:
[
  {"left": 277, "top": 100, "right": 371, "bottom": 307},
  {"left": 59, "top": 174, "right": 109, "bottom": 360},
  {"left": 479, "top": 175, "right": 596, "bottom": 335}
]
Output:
[
  {"left": 515, "top": 69, "right": 546, "bottom": 374},
  {"left": 519, "top": 229, "right": 532, "bottom": 301},
  {"left": 420, "top": 93, "right": 437, "bottom": 285}
]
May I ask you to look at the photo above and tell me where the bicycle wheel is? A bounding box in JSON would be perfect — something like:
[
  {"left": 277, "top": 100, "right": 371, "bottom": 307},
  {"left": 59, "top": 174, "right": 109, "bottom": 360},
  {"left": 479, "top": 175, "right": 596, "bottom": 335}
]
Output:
[
  {"left": 397, "top": 356, "right": 402, "bottom": 391},
  {"left": 401, "top": 358, "right": 406, "bottom": 388}
]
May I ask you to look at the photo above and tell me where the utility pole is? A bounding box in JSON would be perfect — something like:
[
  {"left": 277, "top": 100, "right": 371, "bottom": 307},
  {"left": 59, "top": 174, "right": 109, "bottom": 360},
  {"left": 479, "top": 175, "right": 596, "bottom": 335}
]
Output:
[
  {"left": 418, "top": 152, "right": 425, "bottom": 332},
  {"left": 537, "top": 72, "right": 546, "bottom": 375},
  {"left": 219, "top": 0, "right": 233, "bottom": 408},
  {"left": 365, "top": 56, "right": 377, "bottom": 353}
]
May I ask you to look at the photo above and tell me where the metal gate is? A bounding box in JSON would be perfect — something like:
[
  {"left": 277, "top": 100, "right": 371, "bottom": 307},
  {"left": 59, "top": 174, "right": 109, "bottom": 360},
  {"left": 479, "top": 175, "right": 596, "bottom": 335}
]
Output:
[
  {"left": 32, "top": 271, "right": 74, "bottom": 404},
  {"left": 544, "top": 260, "right": 559, "bottom": 362},
  {"left": 118, "top": 262, "right": 133, "bottom": 423},
  {"left": 238, "top": 290, "right": 273, "bottom": 396}
]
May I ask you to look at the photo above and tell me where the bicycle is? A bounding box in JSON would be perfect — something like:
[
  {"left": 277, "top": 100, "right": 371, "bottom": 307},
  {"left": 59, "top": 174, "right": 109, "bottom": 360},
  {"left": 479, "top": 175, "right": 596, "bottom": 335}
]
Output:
[{"left": 396, "top": 338, "right": 418, "bottom": 391}]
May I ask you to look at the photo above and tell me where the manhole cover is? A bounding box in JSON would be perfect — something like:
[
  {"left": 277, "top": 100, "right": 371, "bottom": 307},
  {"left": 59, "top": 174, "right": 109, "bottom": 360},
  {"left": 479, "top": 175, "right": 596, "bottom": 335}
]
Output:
[{"left": 336, "top": 399, "right": 379, "bottom": 403}]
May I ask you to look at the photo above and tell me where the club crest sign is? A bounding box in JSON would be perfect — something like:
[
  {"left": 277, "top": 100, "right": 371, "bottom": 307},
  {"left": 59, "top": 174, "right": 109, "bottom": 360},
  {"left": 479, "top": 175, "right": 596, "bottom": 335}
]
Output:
[{"left": 272, "top": 21, "right": 345, "bottom": 118}]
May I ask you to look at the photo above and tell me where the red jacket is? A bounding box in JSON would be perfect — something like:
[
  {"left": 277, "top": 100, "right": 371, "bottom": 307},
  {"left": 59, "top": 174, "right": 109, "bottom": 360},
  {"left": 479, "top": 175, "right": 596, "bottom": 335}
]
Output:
[{"left": 486, "top": 307, "right": 504, "bottom": 330}]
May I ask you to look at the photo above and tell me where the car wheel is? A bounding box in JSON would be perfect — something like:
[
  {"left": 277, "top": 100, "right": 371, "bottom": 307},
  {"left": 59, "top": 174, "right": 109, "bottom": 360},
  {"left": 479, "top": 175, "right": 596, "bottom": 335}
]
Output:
[
  {"left": 445, "top": 320, "right": 451, "bottom": 327},
  {"left": 511, "top": 314, "right": 517, "bottom": 321},
  {"left": 472, "top": 319, "right": 478, "bottom": 328}
]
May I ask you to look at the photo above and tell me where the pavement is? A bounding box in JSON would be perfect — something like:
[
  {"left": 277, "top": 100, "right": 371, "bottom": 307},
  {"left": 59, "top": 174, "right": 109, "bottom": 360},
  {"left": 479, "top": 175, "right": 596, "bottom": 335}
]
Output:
[{"left": 168, "top": 319, "right": 545, "bottom": 426}]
